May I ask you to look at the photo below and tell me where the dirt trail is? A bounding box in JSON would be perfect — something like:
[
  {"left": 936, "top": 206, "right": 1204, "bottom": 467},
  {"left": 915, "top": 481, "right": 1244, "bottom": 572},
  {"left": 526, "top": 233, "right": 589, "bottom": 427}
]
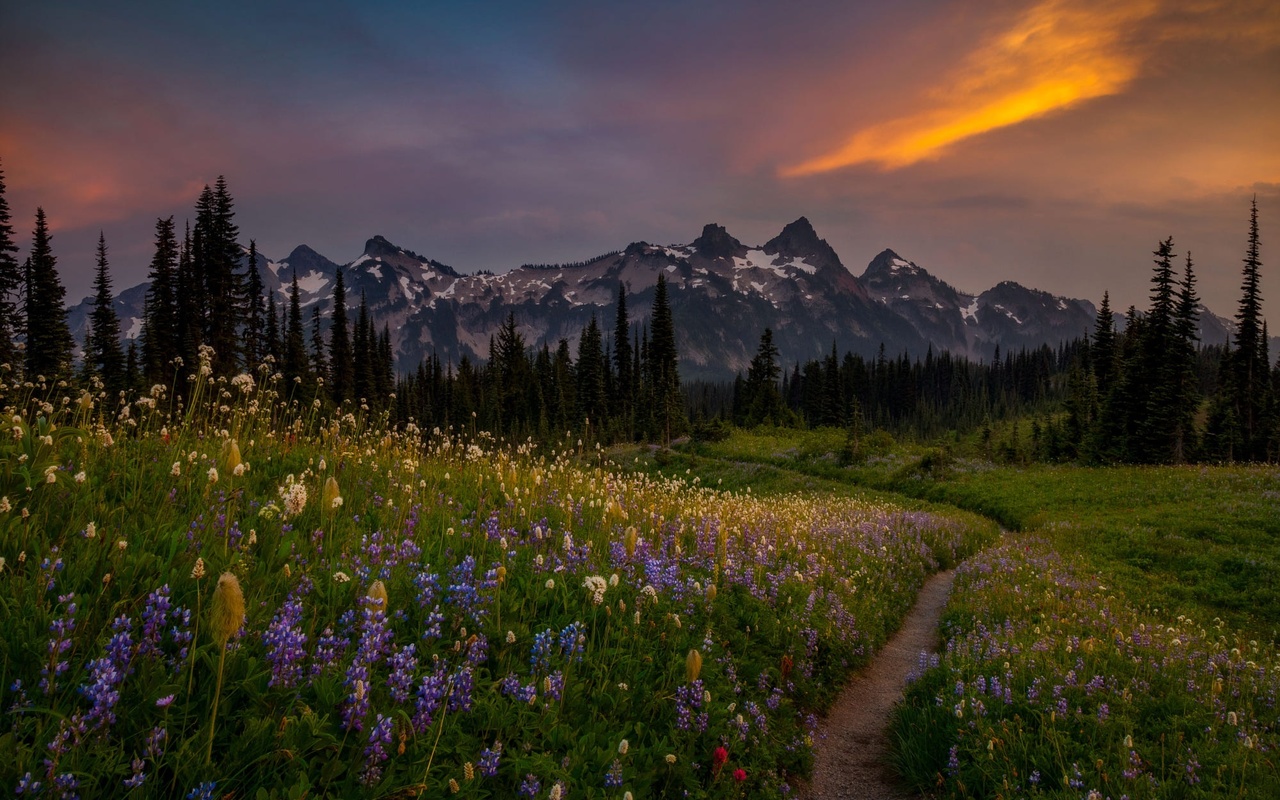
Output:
[{"left": 802, "top": 568, "right": 956, "bottom": 799}]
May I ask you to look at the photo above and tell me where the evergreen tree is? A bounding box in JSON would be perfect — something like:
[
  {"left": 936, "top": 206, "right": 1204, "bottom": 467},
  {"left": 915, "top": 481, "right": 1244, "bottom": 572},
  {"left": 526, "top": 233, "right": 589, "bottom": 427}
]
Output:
[
  {"left": 283, "top": 270, "right": 310, "bottom": 388},
  {"left": 1171, "top": 252, "right": 1201, "bottom": 462},
  {"left": 87, "top": 232, "right": 125, "bottom": 393},
  {"left": 743, "top": 328, "right": 784, "bottom": 426},
  {"left": 23, "top": 208, "right": 74, "bottom": 380},
  {"left": 612, "top": 283, "right": 632, "bottom": 431},
  {"left": 352, "top": 292, "right": 372, "bottom": 405},
  {"left": 242, "top": 239, "right": 265, "bottom": 369},
  {"left": 492, "top": 312, "right": 531, "bottom": 435},
  {"left": 193, "top": 178, "right": 241, "bottom": 373},
  {"left": 1091, "top": 291, "right": 1117, "bottom": 400},
  {"left": 175, "top": 221, "right": 202, "bottom": 372},
  {"left": 1228, "top": 197, "right": 1268, "bottom": 460},
  {"left": 264, "top": 296, "right": 282, "bottom": 366},
  {"left": 375, "top": 325, "right": 394, "bottom": 407},
  {"left": 0, "top": 159, "right": 20, "bottom": 368},
  {"left": 648, "top": 274, "right": 683, "bottom": 444},
  {"left": 328, "top": 269, "right": 354, "bottom": 406},
  {"left": 1136, "top": 237, "right": 1180, "bottom": 462},
  {"left": 576, "top": 315, "right": 608, "bottom": 431},
  {"left": 142, "top": 216, "right": 179, "bottom": 382},
  {"left": 310, "top": 305, "right": 328, "bottom": 386}
]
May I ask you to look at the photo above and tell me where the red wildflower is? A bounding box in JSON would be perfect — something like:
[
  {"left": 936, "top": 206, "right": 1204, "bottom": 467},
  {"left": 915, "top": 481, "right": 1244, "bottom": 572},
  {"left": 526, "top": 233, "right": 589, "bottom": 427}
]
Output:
[
  {"left": 712, "top": 746, "right": 729, "bottom": 777},
  {"left": 733, "top": 768, "right": 747, "bottom": 782}
]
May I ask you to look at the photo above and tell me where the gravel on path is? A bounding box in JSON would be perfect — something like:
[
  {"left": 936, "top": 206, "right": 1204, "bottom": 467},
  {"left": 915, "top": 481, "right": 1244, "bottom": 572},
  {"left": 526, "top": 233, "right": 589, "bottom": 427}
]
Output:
[{"left": 801, "top": 568, "right": 956, "bottom": 799}]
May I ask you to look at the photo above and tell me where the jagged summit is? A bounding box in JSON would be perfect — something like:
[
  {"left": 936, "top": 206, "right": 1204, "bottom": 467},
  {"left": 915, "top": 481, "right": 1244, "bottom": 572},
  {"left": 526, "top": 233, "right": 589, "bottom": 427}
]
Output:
[
  {"left": 862, "top": 248, "right": 924, "bottom": 279},
  {"left": 692, "top": 223, "right": 747, "bottom": 259},
  {"left": 763, "top": 217, "right": 842, "bottom": 273}
]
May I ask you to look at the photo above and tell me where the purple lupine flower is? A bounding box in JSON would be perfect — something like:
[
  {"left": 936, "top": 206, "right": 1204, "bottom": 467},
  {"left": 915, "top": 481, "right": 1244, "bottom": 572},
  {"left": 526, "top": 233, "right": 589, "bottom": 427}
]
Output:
[
  {"left": 146, "top": 726, "right": 167, "bottom": 760},
  {"left": 78, "top": 618, "right": 135, "bottom": 732},
  {"left": 412, "top": 666, "right": 449, "bottom": 733},
  {"left": 675, "top": 680, "right": 708, "bottom": 733},
  {"left": 312, "top": 626, "right": 348, "bottom": 676},
  {"left": 186, "top": 781, "right": 216, "bottom": 800},
  {"left": 139, "top": 586, "right": 172, "bottom": 660},
  {"left": 605, "top": 758, "right": 624, "bottom": 788},
  {"left": 531, "top": 629, "right": 557, "bottom": 671},
  {"left": 478, "top": 742, "right": 502, "bottom": 777},
  {"left": 15, "top": 773, "right": 41, "bottom": 795},
  {"left": 558, "top": 622, "right": 585, "bottom": 662},
  {"left": 263, "top": 598, "right": 308, "bottom": 689},
  {"left": 53, "top": 772, "right": 79, "bottom": 799},
  {"left": 446, "top": 556, "right": 486, "bottom": 622},
  {"left": 501, "top": 673, "right": 537, "bottom": 705},
  {"left": 42, "top": 593, "right": 77, "bottom": 694},
  {"left": 414, "top": 571, "right": 441, "bottom": 608},
  {"left": 123, "top": 758, "right": 147, "bottom": 788},
  {"left": 360, "top": 714, "right": 394, "bottom": 786},
  {"left": 448, "top": 667, "right": 474, "bottom": 713},
  {"left": 543, "top": 671, "right": 565, "bottom": 703},
  {"left": 463, "top": 634, "right": 488, "bottom": 666},
  {"left": 518, "top": 774, "right": 541, "bottom": 797},
  {"left": 387, "top": 644, "right": 418, "bottom": 704},
  {"left": 167, "top": 606, "right": 193, "bottom": 671}
]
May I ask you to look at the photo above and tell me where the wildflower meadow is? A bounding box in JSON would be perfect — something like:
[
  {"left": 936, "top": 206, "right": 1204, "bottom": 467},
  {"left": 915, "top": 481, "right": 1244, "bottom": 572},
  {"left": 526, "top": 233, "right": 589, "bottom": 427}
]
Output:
[
  {"left": 892, "top": 538, "right": 1280, "bottom": 798},
  {"left": 0, "top": 352, "right": 992, "bottom": 798}
]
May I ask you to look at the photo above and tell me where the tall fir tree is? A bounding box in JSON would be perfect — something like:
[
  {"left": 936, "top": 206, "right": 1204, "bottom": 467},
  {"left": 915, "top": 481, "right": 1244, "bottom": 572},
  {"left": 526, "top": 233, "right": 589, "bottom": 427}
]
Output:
[
  {"left": 742, "top": 328, "right": 784, "bottom": 426},
  {"left": 0, "top": 158, "right": 20, "bottom": 368},
  {"left": 576, "top": 315, "right": 608, "bottom": 431},
  {"left": 310, "top": 305, "right": 328, "bottom": 387},
  {"left": 282, "top": 270, "right": 310, "bottom": 388},
  {"left": 175, "top": 221, "right": 202, "bottom": 372},
  {"left": 242, "top": 239, "right": 265, "bottom": 369},
  {"left": 264, "top": 295, "right": 281, "bottom": 366},
  {"left": 612, "top": 283, "right": 632, "bottom": 432},
  {"left": 1091, "top": 291, "right": 1117, "bottom": 400},
  {"left": 647, "top": 274, "right": 682, "bottom": 444},
  {"left": 328, "top": 268, "right": 353, "bottom": 406},
  {"left": 352, "top": 292, "right": 373, "bottom": 404},
  {"left": 87, "top": 232, "right": 125, "bottom": 394},
  {"left": 1228, "top": 197, "right": 1268, "bottom": 460},
  {"left": 193, "top": 178, "right": 242, "bottom": 373},
  {"left": 142, "top": 216, "right": 179, "bottom": 382},
  {"left": 1136, "top": 237, "right": 1180, "bottom": 462},
  {"left": 1171, "top": 252, "right": 1201, "bottom": 462},
  {"left": 23, "top": 208, "right": 74, "bottom": 380}
]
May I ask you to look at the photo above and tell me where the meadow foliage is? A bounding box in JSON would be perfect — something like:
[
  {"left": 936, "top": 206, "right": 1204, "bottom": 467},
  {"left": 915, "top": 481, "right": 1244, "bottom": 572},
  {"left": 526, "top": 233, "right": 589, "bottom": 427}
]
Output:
[
  {"left": 0, "top": 352, "right": 990, "bottom": 798},
  {"left": 893, "top": 538, "right": 1280, "bottom": 798}
]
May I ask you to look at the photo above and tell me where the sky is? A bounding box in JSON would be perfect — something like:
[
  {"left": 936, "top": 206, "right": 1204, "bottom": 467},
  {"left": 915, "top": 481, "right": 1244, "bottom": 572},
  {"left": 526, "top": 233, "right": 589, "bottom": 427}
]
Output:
[{"left": 2, "top": 0, "right": 1278, "bottom": 317}]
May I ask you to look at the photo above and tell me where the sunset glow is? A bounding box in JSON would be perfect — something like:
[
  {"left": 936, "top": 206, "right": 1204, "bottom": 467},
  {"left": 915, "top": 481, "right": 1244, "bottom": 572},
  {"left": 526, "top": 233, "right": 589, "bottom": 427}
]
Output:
[
  {"left": 783, "top": 0, "right": 1152, "bottom": 175},
  {"left": 0, "top": 0, "right": 1276, "bottom": 315}
]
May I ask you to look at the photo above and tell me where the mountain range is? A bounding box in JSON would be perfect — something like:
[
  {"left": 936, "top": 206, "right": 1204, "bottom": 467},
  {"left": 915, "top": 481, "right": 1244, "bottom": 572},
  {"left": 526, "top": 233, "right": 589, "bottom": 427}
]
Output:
[{"left": 69, "top": 217, "right": 1244, "bottom": 381}]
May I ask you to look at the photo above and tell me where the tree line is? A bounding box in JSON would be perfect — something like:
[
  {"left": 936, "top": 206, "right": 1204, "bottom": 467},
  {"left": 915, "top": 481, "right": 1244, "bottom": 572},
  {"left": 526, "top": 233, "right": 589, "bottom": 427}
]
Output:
[
  {"left": 724, "top": 200, "right": 1277, "bottom": 464},
  {"left": 0, "top": 163, "right": 686, "bottom": 445}
]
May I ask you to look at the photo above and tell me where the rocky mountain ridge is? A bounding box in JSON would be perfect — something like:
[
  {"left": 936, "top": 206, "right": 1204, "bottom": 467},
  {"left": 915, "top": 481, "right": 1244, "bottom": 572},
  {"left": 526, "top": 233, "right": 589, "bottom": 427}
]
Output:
[{"left": 69, "top": 217, "right": 1245, "bottom": 381}]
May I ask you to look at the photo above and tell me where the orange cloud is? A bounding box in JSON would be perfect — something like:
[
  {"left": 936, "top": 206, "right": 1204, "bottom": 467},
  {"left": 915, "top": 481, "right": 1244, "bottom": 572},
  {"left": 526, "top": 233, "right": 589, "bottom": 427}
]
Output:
[{"left": 782, "top": 0, "right": 1159, "bottom": 176}]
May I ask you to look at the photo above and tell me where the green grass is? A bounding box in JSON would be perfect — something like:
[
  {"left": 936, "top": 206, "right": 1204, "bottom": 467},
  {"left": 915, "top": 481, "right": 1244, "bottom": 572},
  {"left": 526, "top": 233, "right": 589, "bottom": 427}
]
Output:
[{"left": 668, "top": 426, "right": 1280, "bottom": 642}]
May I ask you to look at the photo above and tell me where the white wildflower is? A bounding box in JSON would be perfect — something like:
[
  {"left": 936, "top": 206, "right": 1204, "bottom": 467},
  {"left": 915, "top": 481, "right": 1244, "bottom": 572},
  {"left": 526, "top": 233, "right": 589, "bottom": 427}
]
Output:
[
  {"left": 207, "top": 467, "right": 219, "bottom": 484},
  {"left": 333, "top": 571, "right": 351, "bottom": 583},
  {"left": 84, "top": 521, "right": 96, "bottom": 539}
]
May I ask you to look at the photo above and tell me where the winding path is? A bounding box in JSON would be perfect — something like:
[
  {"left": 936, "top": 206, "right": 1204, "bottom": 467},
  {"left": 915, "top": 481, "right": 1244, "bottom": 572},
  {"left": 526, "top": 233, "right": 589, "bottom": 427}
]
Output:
[{"left": 802, "top": 568, "right": 957, "bottom": 799}]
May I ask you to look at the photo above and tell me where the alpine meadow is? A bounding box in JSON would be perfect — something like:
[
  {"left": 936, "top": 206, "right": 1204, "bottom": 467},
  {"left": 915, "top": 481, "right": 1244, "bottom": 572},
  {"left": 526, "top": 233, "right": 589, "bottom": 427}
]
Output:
[{"left": 3, "top": 1, "right": 1280, "bottom": 798}]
